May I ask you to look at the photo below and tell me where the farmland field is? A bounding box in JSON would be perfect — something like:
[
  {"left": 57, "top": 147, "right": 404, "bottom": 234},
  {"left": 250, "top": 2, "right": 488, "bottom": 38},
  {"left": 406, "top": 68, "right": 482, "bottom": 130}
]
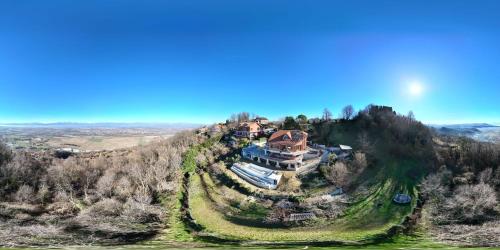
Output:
[{"left": 0, "top": 123, "right": 199, "bottom": 151}]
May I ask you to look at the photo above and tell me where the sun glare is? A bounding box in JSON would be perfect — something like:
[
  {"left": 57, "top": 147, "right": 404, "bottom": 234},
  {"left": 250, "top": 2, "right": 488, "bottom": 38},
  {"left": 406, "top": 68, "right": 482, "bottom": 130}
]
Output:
[{"left": 409, "top": 81, "right": 424, "bottom": 96}]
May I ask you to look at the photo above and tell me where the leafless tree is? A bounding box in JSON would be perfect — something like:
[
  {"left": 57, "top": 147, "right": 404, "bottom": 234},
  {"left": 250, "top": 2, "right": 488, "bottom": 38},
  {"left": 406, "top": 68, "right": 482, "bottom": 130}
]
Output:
[
  {"left": 341, "top": 105, "right": 354, "bottom": 120},
  {"left": 15, "top": 185, "right": 35, "bottom": 203},
  {"left": 421, "top": 172, "right": 448, "bottom": 201},
  {"left": 96, "top": 169, "right": 116, "bottom": 198},
  {"left": 325, "top": 162, "right": 350, "bottom": 187},
  {"left": 351, "top": 152, "right": 368, "bottom": 174},
  {"left": 407, "top": 110, "right": 415, "bottom": 121},
  {"left": 322, "top": 108, "right": 332, "bottom": 121},
  {"left": 478, "top": 168, "right": 493, "bottom": 184},
  {"left": 445, "top": 183, "right": 497, "bottom": 224}
]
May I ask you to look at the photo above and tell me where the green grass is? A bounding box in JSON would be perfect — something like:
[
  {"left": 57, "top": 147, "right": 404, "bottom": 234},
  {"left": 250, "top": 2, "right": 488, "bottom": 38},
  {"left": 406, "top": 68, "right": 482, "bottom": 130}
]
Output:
[
  {"left": 188, "top": 133, "right": 424, "bottom": 243},
  {"left": 169, "top": 120, "right": 433, "bottom": 244},
  {"left": 160, "top": 183, "right": 195, "bottom": 242},
  {"left": 239, "top": 202, "right": 269, "bottom": 219},
  {"left": 189, "top": 173, "right": 398, "bottom": 242}
]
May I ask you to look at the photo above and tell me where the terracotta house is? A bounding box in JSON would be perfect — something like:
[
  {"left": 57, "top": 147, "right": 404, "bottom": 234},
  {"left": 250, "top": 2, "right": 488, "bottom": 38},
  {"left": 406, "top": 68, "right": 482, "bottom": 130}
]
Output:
[
  {"left": 253, "top": 117, "right": 270, "bottom": 125},
  {"left": 241, "top": 130, "right": 309, "bottom": 170},
  {"left": 268, "top": 130, "right": 308, "bottom": 152},
  {"left": 234, "top": 122, "right": 261, "bottom": 139}
]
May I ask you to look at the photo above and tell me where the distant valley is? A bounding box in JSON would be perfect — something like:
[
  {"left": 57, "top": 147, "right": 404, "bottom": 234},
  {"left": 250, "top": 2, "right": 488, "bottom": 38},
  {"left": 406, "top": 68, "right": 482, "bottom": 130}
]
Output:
[
  {"left": 430, "top": 123, "right": 500, "bottom": 143},
  {"left": 0, "top": 122, "right": 202, "bottom": 151}
]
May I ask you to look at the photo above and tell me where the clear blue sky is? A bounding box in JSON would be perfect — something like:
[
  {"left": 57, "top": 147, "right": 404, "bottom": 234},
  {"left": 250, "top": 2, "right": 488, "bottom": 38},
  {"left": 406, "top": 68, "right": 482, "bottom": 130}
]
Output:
[{"left": 1, "top": 0, "right": 499, "bottom": 124}]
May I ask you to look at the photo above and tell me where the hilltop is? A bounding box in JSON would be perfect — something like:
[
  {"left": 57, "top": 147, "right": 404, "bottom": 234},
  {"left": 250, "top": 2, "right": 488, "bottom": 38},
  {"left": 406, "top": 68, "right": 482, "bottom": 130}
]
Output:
[{"left": 0, "top": 105, "right": 498, "bottom": 247}]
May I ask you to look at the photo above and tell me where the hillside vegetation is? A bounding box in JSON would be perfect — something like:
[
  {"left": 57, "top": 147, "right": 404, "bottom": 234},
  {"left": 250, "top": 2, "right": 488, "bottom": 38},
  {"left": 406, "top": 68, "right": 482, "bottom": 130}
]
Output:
[
  {"left": 0, "top": 131, "right": 203, "bottom": 246},
  {"left": 0, "top": 105, "right": 498, "bottom": 247},
  {"left": 182, "top": 106, "right": 436, "bottom": 244}
]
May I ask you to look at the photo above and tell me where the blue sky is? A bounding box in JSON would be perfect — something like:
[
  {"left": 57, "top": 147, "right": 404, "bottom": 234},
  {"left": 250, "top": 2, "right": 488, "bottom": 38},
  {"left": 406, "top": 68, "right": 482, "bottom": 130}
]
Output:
[{"left": 1, "top": 0, "right": 500, "bottom": 124}]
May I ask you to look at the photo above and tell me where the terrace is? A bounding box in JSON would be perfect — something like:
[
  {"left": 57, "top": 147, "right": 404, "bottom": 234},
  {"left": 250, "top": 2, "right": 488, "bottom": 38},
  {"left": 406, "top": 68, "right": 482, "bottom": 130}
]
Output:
[{"left": 242, "top": 145, "right": 304, "bottom": 170}]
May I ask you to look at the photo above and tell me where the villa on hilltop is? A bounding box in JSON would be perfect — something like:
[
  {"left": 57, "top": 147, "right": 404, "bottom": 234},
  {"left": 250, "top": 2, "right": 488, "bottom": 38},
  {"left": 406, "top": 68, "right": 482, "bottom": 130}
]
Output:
[
  {"left": 235, "top": 122, "right": 261, "bottom": 139},
  {"left": 242, "top": 130, "right": 311, "bottom": 170},
  {"left": 253, "top": 117, "right": 269, "bottom": 125}
]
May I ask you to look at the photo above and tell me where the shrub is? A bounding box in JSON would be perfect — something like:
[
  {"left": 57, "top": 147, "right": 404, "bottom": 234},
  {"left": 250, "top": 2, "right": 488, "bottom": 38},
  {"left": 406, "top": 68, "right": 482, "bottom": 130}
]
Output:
[
  {"left": 351, "top": 152, "right": 367, "bottom": 174},
  {"left": 37, "top": 183, "right": 51, "bottom": 204},
  {"left": 324, "top": 162, "right": 350, "bottom": 187},
  {"left": 420, "top": 170, "right": 451, "bottom": 201},
  {"left": 82, "top": 198, "right": 123, "bottom": 217},
  {"left": 277, "top": 175, "right": 301, "bottom": 192},
  {"left": 14, "top": 185, "right": 35, "bottom": 203},
  {"left": 114, "top": 176, "right": 134, "bottom": 200},
  {"left": 96, "top": 169, "right": 116, "bottom": 197},
  {"left": 121, "top": 198, "right": 161, "bottom": 223},
  {"left": 445, "top": 183, "right": 497, "bottom": 224},
  {"left": 0, "top": 142, "right": 11, "bottom": 166}
]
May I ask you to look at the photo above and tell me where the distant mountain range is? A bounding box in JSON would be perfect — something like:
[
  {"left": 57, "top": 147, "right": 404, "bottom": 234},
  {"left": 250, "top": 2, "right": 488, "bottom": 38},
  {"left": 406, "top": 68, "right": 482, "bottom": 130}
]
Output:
[
  {"left": 0, "top": 122, "right": 204, "bottom": 129},
  {"left": 429, "top": 123, "right": 500, "bottom": 143},
  {"left": 428, "top": 123, "right": 498, "bottom": 129}
]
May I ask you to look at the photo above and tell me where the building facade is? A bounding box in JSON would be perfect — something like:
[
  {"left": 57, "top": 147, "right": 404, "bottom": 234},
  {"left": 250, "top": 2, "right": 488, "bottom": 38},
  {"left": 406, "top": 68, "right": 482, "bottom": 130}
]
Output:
[
  {"left": 234, "top": 122, "right": 261, "bottom": 139},
  {"left": 242, "top": 130, "right": 309, "bottom": 170},
  {"left": 253, "top": 117, "right": 269, "bottom": 125}
]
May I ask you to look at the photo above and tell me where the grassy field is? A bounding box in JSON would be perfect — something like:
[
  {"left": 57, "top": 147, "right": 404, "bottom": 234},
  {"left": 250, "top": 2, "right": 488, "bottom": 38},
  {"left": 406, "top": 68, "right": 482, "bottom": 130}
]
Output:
[
  {"left": 46, "top": 135, "right": 172, "bottom": 151},
  {"left": 186, "top": 146, "right": 422, "bottom": 243},
  {"left": 188, "top": 172, "right": 408, "bottom": 243}
]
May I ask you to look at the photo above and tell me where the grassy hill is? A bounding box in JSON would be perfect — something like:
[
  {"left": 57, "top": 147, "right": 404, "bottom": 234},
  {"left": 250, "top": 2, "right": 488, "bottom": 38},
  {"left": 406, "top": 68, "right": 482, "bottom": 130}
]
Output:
[{"left": 181, "top": 106, "right": 436, "bottom": 244}]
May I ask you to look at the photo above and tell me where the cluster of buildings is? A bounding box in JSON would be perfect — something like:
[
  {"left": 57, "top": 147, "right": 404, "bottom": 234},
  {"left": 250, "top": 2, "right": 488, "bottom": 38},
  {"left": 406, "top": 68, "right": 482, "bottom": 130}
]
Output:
[
  {"left": 231, "top": 121, "right": 318, "bottom": 189},
  {"left": 229, "top": 117, "right": 312, "bottom": 189},
  {"left": 229, "top": 117, "right": 352, "bottom": 190},
  {"left": 233, "top": 117, "right": 276, "bottom": 139}
]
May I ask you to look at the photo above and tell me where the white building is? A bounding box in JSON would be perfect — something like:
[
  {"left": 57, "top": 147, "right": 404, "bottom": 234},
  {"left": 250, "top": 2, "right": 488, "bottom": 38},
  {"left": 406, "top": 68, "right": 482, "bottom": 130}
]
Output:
[{"left": 231, "top": 162, "right": 282, "bottom": 189}]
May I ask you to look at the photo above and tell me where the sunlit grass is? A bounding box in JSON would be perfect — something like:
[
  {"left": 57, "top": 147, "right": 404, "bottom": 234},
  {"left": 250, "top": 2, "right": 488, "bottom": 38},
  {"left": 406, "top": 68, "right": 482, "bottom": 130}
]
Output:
[{"left": 189, "top": 173, "right": 396, "bottom": 242}]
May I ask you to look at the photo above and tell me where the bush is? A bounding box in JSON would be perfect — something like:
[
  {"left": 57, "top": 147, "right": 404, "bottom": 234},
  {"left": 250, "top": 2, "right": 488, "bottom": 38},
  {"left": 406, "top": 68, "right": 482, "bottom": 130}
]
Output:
[
  {"left": 14, "top": 185, "right": 35, "bottom": 203},
  {"left": 323, "top": 162, "right": 350, "bottom": 187},
  {"left": 96, "top": 169, "right": 116, "bottom": 198},
  {"left": 121, "top": 198, "right": 161, "bottom": 223},
  {"left": 444, "top": 183, "right": 497, "bottom": 224},
  {"left": 82, "top": 198, "right": 123, "bottom": 217},
  {"left": 351, "top": 152, "right": 367, "bottom": 174},
  {"left": 0, "top": 142, "right": 11, "bottom": 166},
  {"left": 114, "top": 176, "right": 134, "bottom": 200},
  {"left": 37, "top": 183, "right": 51, "bottom": 204},
  {"left": 277, "top": 175, "right": 301, "bottom": 192},
  {"left": 420, "top": 169, "right": 451, "bottom": 201}
]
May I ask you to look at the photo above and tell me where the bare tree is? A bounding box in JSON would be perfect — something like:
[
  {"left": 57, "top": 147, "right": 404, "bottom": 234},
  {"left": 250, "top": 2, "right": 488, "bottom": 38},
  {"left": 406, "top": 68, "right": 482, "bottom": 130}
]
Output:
[
  {"left": 341, "top": 105, "right": 354, "bottom": 120},
  {"left": 96, "top": 169, "right": 116, "bottom": 198},
  {"left": 478, "top": 168, "right": 493, "bottom": 184},
  {"left": 15, "top": 185, "right": 35, "bottom": 203},
  {"left": 324, "top": 162, "right": 350, "bottom": 187},
  {"left": 0, "top": 142, "right": 11, "bottom": 167},
  {"left": 351, "top": 152, "right": 368, "bottom": 174},
  {"left": 407, "top": 110, "right": 415, "bottom": 120},
  {"left": 420, "top": 172, "right": 448, "bottom": 201},
  {"left": 322, "top": 108, "right": 332, "bottom": 121},
  {"left": 445, "top": 183, "right": 497, "bottom": 224},
  {"left": 237, "top": 112, "right": 250, "bottom": 123}
]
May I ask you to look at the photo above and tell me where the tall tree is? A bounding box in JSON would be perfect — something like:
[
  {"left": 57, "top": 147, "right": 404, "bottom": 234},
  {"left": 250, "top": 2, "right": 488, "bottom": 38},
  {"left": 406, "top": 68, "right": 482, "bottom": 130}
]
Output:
[
  {"left": 283, "top": 116, "right": 300, "bottom": 130},
  {"left": 296, "top": 114, "right": 308, "bottom": 124},
  {"left": 322, "top": 108, "right": 332, "bottom": 121},
  {"left": 407, "top": 110, "right": 415, "bottom": 120},
  {"left": 341, "top": 105, "right": 354, "bottom": 120}
]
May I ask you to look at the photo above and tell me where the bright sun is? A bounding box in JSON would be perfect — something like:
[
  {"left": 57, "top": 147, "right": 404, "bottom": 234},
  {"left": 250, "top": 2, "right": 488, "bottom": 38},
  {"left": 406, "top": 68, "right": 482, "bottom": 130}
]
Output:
[{"left": 409, "top": 81, "right": 424, "bottom": 96}]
